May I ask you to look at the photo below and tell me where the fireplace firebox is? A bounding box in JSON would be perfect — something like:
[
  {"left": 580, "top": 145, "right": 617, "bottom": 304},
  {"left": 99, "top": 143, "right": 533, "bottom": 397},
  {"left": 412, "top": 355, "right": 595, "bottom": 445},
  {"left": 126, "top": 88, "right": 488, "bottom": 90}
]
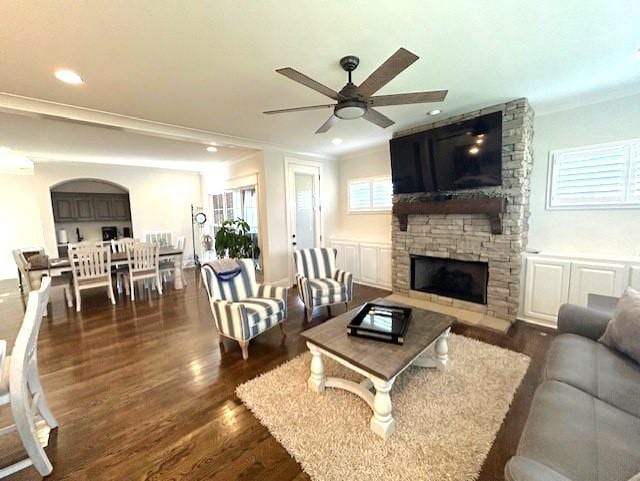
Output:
[{"left": 410, "top": 255, "right": 488, "bottom": 305}]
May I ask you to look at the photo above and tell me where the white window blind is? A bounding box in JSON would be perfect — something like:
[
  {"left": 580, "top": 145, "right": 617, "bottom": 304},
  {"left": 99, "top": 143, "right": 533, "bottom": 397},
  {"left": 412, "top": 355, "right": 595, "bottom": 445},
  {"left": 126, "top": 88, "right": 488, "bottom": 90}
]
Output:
[
  {"left": 548, "top": 139, "right": 640, "bottom": 209},
  {"left": 349, "top": 177, "right": 392, "bottom": 211}
]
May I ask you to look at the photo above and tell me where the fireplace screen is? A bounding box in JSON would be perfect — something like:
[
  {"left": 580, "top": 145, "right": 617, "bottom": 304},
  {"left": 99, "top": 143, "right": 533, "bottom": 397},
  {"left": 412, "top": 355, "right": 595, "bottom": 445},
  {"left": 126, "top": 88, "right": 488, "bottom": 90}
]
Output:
[{"left": 411, "top": 255, "right": 488, "bottom": 305}]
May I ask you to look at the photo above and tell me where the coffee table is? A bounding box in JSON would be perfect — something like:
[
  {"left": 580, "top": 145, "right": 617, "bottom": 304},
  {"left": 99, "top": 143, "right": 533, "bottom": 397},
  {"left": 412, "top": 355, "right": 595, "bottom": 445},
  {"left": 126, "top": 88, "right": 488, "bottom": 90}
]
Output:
[{"left": 301, "top": 298, "right": 454, "bottom": 440}]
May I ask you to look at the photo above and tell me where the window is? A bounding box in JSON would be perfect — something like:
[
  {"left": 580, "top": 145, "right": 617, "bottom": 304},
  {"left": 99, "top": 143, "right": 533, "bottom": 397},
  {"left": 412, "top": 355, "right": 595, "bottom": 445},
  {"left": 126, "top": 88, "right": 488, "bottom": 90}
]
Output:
[
  {"left": 548, "top": 139, "right": 640, "bottom": 209},
  {"left": 348, "top": 177, "right": 393, "bottom": 212},
  {"left": 210, "top": 186, "right": 259, "bottom": 234}
]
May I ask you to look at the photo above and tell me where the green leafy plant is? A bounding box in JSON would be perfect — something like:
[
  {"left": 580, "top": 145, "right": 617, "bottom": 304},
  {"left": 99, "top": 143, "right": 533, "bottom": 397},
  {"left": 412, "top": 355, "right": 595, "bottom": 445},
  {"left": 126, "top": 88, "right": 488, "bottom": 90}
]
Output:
[{"left": 214, "top": 218, "right": 260, "bottom": 259}]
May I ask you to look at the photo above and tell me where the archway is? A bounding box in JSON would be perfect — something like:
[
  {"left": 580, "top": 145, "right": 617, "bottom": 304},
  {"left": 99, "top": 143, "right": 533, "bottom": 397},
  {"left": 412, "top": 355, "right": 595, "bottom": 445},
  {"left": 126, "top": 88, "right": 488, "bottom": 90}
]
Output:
[{"left": 49, "top": 178, "right": 133, "bottom": 255}]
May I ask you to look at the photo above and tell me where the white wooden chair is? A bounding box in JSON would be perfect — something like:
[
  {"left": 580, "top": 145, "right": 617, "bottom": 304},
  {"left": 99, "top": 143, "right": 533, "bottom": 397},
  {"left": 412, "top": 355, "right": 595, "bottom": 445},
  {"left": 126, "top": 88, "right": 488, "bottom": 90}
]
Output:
[
  {"left": 69, "top": 246, "right": 115, "bottom": 312},
  {"left": 160, "top": 235, "right": 187, "bottom": 287},
  {"left": 111, "top": 238, "right": 137, "bottom": 293},
  {"left": 123, "top": 242, "right": 162, "bottom": 301},
  {"left": 11, "top": 249, "right": 73, "bottom": 311},
  {"left": 0, "top": 277, "right": 58, "bottom": 478}
]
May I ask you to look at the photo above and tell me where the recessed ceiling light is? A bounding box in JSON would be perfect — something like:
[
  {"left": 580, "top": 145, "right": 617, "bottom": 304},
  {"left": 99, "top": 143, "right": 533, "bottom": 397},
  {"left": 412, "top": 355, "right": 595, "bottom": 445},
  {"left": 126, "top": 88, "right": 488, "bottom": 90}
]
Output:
[
  {"left": 206, "top": 146, "right": 218, "bottom": 153},
  {"left": 54, "top": 69, "right": 84, "bottom": 85},
  {"left": 0, "top": 146, "right": 11, "bottom": 154},
  {"left": 428, "top": 109, "right": 442, "bottom": 116},
  {"left": 331, "top": 138, "right": 343, "bottom": 146}
]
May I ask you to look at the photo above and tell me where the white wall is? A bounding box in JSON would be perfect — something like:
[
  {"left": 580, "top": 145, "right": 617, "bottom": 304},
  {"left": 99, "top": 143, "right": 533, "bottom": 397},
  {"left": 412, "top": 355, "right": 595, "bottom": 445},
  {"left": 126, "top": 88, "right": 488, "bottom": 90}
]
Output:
[
  {"left": 0, "top": 161, "right": 202, "bottom": 279},
  {"left": 529, "top": 93, "right": 640, "bottom": 257},
  {"left": 0, "top": 173, "right": 46, "bottom": 279},
  {"left": 334, "top": 145, "right": 392, "bottom": 244},
  {"left": 201, "top": 150, "right": 338, "bottom": 285}
]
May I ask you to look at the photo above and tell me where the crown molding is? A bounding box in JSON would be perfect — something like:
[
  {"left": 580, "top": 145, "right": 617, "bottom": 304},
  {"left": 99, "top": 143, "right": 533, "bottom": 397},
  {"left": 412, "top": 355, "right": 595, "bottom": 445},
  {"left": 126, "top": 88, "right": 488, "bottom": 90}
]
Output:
[{"left": 0, "top": 92, "right": 334, "bottom": 161}]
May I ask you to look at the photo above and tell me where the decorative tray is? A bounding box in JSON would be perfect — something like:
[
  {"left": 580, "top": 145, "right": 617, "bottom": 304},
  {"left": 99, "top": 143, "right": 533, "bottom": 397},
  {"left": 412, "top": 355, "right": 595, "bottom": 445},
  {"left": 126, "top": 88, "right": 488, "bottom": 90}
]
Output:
[{"left": 347, "top": 303, "right": 412, "bottom": 345}]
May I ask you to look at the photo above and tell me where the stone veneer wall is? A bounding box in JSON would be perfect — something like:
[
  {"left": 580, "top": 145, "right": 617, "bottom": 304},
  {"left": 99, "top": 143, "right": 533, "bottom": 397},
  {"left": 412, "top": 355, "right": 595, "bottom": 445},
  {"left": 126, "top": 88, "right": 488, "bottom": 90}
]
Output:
[{"left": 392, "top": 98, "right": 534, "bottom": 321}]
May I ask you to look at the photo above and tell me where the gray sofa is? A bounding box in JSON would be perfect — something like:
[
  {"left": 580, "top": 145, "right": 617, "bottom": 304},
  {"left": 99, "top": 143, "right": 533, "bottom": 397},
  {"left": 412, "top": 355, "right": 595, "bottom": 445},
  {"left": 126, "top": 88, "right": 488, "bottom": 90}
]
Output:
[{"left": 505, "top": 304, "right": 640, "bottom": 481}]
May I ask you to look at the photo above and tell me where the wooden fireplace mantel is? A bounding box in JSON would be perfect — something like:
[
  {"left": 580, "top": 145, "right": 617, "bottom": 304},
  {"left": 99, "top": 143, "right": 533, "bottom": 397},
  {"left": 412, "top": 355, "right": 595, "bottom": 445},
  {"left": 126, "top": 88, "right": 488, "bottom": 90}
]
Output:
[{"left": 392, "top": 197, "right": 508, "bottom": 234}]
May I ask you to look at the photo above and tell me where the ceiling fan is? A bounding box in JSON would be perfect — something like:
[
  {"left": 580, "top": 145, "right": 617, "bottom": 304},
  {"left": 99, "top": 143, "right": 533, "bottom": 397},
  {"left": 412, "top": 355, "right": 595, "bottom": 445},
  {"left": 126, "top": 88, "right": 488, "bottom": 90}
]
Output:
[{"left": 264, "top": 47, "right": 447, "bottom": 134}]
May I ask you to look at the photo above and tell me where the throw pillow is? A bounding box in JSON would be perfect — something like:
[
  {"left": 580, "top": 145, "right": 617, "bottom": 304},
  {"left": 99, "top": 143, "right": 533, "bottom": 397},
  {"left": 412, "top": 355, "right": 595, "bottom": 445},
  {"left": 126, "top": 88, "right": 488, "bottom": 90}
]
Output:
[{"left": 600, "top": 287, "right": 640, "bottom": 364}]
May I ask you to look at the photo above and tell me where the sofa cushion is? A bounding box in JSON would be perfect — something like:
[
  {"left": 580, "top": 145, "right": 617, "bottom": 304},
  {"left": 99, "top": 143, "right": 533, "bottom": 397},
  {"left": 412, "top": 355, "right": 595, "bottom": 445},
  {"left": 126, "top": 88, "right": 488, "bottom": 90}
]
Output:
[
  {"left": 600, "top": 287, "right": 640, "bottom": 364},
  {"left": 545, "top": 333, "right": 640, "bottom": 418},
  {"left": 516, "top": 381, "right": 640, "bottom": 481}
]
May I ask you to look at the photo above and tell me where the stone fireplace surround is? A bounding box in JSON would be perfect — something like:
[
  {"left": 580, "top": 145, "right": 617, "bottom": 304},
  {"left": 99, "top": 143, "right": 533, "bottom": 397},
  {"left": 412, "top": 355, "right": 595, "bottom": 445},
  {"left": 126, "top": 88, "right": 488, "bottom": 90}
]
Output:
[{"left": 391, "top": 98, "right": 534, "bottom": 322}]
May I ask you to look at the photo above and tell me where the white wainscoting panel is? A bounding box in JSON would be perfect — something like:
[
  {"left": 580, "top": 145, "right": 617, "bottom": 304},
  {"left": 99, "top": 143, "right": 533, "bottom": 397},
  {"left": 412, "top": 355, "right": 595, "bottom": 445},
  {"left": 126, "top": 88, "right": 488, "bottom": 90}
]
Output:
[
  {"left": 521, "top": 253, "right": 638, "bottom": 328},
  {"left": 568, "top": 261, "right": 627, "bottom": 306},
  {"left": 630, "top": 266, "right": 640, "bottom": 290},
  {"left": 523, "top": 257, "right": 571, "bottom": 324},
  {"left": 331, "top": 239, "right": 391, "bottom": 289}
]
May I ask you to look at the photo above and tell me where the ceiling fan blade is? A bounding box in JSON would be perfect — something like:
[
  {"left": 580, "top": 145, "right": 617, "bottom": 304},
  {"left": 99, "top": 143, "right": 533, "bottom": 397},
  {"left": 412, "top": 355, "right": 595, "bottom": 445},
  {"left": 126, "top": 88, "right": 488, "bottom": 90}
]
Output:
[
  {"left": 263, "top": 104, "right": 335, "bottom": 115},
  {"left": 363, "top": 108, "right": 395, "bottom": 129},
  {"left": 276, "top": 67, "right": 342, "bottom": 101},
  {"left": 357, "top": 48, "right": 419, "bottom": 97},
  {"left": 369, "top": 90, "right": 448, "bottom": 107},
  {"left": 315, "top": 115, "right": 337, "bottom": 134}
]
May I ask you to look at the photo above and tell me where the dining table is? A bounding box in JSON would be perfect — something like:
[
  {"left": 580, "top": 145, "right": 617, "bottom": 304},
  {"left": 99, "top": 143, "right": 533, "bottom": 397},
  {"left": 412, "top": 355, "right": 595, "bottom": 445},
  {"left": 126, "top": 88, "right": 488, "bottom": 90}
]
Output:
[{"left": 26, "top": 247, "right": 186, "bottom": 290}]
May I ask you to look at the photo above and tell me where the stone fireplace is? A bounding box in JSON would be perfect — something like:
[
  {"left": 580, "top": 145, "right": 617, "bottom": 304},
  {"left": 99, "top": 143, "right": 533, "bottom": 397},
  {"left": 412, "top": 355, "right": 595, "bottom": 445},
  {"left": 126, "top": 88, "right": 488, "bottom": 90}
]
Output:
[{"left": 392, "top": 98, "right": 534, "bottom": 321}]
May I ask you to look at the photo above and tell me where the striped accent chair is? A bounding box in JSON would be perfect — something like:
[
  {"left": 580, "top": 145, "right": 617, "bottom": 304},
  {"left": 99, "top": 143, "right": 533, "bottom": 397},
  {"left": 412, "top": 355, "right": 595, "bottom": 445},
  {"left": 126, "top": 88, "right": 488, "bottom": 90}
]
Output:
[
  {"left": 201, "top": 259, "right": 287, "bottom": 360},
  {"left": 293, "top": 248, "right": 353, "bottom": 321}
]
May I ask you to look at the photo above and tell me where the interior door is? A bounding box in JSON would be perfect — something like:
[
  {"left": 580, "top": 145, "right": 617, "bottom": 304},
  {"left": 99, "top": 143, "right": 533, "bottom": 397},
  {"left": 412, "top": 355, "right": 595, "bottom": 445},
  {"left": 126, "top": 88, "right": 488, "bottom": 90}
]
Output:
[{"left": 287, "top": 162, "right": 321, "bottom": 283}]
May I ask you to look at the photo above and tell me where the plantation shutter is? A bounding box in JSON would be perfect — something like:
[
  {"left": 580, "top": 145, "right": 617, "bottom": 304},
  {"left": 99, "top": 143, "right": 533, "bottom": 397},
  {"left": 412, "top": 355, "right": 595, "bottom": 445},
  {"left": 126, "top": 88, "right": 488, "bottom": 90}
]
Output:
[
  {"left": 630, "top": 144, "right": 640, "bottom": 202},
  {"left": 549, "top": 145, "right": 629, "bottom": 207},
  {"left": 372, "top": 179, "right": 393, "bottom": 209},
  {"left": 349, "top": 181, "right": 371, "bottom": 210}
]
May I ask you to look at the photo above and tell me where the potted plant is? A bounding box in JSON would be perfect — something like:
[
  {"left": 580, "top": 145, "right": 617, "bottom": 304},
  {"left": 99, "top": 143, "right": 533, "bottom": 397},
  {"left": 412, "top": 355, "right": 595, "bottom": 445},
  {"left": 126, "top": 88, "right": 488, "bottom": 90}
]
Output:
[{"left": 214, "top": 218, "right": 260, "bottom": 260}]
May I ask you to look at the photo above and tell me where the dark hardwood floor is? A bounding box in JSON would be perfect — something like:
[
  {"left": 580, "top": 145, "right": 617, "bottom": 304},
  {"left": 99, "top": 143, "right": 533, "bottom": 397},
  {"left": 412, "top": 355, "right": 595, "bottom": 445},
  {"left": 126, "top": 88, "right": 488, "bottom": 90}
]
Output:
[{"left": 0, "top": 270, "right": 554, "bottom": 481}]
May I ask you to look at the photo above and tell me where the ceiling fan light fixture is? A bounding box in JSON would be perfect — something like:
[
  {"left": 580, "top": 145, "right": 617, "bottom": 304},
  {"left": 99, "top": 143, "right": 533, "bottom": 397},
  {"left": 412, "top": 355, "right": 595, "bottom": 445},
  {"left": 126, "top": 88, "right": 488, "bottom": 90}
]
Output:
[{"left": 334, "top": 100, "right": 367, "bottom": 120}]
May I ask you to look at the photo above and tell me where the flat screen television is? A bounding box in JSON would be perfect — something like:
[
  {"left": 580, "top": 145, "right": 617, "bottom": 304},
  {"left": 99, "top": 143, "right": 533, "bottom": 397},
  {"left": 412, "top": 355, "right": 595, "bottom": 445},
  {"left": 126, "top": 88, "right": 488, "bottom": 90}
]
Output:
[{"left": 390, "top": 111, "right": 502, "bottom": 194}]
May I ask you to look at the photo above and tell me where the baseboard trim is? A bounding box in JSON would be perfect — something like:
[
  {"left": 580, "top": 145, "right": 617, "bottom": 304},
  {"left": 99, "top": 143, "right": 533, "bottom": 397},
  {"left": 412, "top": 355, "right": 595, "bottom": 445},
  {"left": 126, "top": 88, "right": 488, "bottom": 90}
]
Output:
[
  {"left": 353, "top": 281, "right": 392, "bottom": 291},
  {"left": 517, "top": 315, "right": 557, "bottom": 330}
]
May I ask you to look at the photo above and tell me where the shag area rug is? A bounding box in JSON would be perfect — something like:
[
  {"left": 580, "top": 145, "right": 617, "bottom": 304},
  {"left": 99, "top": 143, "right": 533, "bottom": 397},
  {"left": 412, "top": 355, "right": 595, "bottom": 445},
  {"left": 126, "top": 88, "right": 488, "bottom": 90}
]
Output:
[{"left": 236, "top": 334, "right": 530, "bottom": 481}]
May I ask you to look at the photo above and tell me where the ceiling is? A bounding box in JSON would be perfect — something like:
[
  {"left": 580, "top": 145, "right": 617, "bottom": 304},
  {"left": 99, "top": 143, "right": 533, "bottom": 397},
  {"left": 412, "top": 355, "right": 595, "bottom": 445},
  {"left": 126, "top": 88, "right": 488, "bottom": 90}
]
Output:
[
  {"left": 1, "top": 0, "right": 639, "bottom": 160},
  {"left": 0, "top": 110, "right": 255, "bottom": 171}
]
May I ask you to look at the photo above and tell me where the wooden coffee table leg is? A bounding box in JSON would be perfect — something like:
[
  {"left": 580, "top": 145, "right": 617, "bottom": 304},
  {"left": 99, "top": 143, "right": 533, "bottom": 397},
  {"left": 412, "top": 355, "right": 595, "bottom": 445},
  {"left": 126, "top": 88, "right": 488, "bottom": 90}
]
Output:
[
  {"left": 370, "top": 378, "right": 395, "bottom": 440},
  {"left": 307, "top": 343, "right": 326, "bottom": 393}
]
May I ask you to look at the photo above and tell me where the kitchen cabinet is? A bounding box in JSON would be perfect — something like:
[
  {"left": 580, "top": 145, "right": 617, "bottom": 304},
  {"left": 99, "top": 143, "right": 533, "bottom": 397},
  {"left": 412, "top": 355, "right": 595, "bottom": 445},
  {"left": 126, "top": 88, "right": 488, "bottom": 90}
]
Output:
[
  {"left": 92, "top": 197, "right": 112, "bottom": 220},
  {"left": 110, "top": 197, "right": 130, "bottom": 220},
  {"left": 52, "top": 193, "right": 131, "bottom": 222},
  {"left": 52, "top": 197, "right": 76, "bottom": 221},
  {"left": 75, "top": 198, "right": 94, "bottom": 220}
]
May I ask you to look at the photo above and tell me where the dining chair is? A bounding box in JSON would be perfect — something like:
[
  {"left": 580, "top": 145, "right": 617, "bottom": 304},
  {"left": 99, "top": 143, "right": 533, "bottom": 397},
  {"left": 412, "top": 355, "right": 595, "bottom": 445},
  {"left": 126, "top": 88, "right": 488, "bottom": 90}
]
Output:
[
  {"left": 67, "top": 241, "right": 103, "bottom": 251},
  {"left": 111, "top": 238, "right": 138, "bottom": 293},
  {"left": 160, "top": 235, "right": 187, "bottom": 287},
  {"left": 11, "top": 249, "right": 73, "bottom": 311},
  {"left": 0, "top": 277, "right": 58, "bottom": 478},
  {"left": 69, "top": 246, "right": 115, "bottom": 312},
  {"left": 123, "top": 242, "right": 162, "bottom": 301}
]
